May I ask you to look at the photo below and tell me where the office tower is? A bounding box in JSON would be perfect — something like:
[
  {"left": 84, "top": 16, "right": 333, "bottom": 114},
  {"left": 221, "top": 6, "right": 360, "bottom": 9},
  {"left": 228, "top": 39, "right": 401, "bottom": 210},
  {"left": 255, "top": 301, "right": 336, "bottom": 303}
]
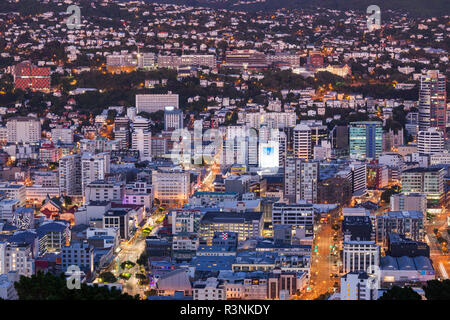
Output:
[
  {"left": 114, "top": 116, "right": 130, "bottom": 149},
  {"left": 13, "top": 62, "right": 51, "bottom": 92},
  {"left": 136, "top": 93, "right": 179, "bottom": 114},
  {"left": 272, "top": 202, "right": 315, "bottom": 237},
  {"left": 81, "top": 152, "right": 110, "bottom": 194},
  {"left": 164, "top": 106, "right": 183, "bottom": 131},
  {"left": 152, "top": 168, "right": 190, "bottom": 207},
  {"left": 59, "top": 154, "right": 82, "bottom": 197},
  {"left": 132, "top": 129, "right": 152, "bottom": 161},
  {"left": 6, "top": 116, "right": 41, "bottom": 143},
  {"left": 340, "top": 271, "right": 379, "bottom": 300},
  {"left": 342, "top": 240, "right": 380, "bottom": 273},
  {"left": 284, "top": 158, "right": 319, "bottom": 204},
  {"left": 418, "top": 70, "right": 447, "bottom": 135},
  {"left": 405, "top": 112, "right": 420, "bottom": 139},
  {"left": 222, "top": 126, "right": 258, "bottom": 166},
  {"left": 349, "top": 121, "right": 382, "bottom": 160},
  {"left": 278, "top": 130, "right": 287, "bottom": 166},
  {"left": 417, "top": 128, "right": 444, "bottom": 154},
  {"left": 133, "top": 116, "right": 151, "bottom": 132},
  {"left": 293, "top": 124, "right": 312, "bottom": 160},
  {"left": 401, "top": 167, "right": 445, "bottom": 209}
]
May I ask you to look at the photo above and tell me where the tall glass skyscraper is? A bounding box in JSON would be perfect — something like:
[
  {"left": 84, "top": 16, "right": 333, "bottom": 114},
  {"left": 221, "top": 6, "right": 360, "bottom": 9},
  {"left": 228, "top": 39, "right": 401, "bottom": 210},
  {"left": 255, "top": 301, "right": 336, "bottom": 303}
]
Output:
[
  {"left": 418, "top": 70, "right": 447, "bottom": 136},
  {"left": 349, "top": 121, "right": 383, "bottom": 160}
]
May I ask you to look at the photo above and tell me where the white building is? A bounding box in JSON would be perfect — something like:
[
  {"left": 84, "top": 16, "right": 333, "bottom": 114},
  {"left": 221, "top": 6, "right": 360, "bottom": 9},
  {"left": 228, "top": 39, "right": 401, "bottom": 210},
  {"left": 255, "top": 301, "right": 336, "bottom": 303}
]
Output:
[
  {"left": 193, "top": 277, "right": 225, "bottom": 300},
  {"left": 136, "top": 93, "right": 179, "bottom": 114},
  {"left": 6, "top": 117, "right": 41, "bottom": 143},
  {"left": 51, "top": 128, "right": 73, "bottom": 144},
  {"left": 0, "top": 242, "right": 34, "bottom": 277},
  {"left": 293, "top": 124, "right": 312, "bottom": 160},
  {"left": 84, "top": 180, "right": 124, "bottom": 203},
  {"left": 132, "top": 129, "right": 152, "bottom": 162},
  {"left": 152, "top": 168, "right": 190, "bottom": 207},
  {"left": 59, "top": 154, "right": 82, "bottom": 197},
  {"left": 417, "top": 128, "right": 444, "bottom": 154},
  {"left": 81, "top": 153, "right": 110, "bottom": 194},
  {"left": 340, "top": 271, "right": 379, "bottom": 300},
  {"left": 342, "top": 240, "right": 380, "bottom": 274},
  {"left": 0, "top": 271, "right": 19, "bottom": 300}
]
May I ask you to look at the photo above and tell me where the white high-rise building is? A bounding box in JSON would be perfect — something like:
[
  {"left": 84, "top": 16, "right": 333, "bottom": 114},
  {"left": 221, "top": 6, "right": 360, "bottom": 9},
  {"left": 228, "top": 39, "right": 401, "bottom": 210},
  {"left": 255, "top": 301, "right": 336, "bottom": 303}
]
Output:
[
  {"left": 81, "top": 153, "right": 110, "bottom": 194},
  {"left": 222, "top": 126, "right": 258, "bottom": 166},
  {"left": 164, "top": 107, "right": 183, "bottom": 131},
  {"left": 133, "top": 116, "right": 151, "bottom": 132},
  {"left": 59, "top": 154, "right": 82, "bottom": 196},
  {"left": 6, "top": 117, "right": 41, "bottom": 143},
  {"left": 284, "top": 158, "right": 319, "bottom": 204},
  {"left": 132, "top": 129, "right": 152, "bottom": 161},
  {"left": 293, "top": 124, "right": 312, "bottom": 160},
  {"left": 417, "top": 128, "right": 444, "bottom": 154}
]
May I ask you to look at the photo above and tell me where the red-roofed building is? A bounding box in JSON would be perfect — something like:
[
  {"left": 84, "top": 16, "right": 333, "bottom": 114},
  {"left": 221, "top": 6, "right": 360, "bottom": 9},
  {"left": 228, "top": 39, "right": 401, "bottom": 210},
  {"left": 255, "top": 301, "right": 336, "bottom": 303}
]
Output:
[{"left": 13, "top": 62, "right": 51, "bottom": 92}]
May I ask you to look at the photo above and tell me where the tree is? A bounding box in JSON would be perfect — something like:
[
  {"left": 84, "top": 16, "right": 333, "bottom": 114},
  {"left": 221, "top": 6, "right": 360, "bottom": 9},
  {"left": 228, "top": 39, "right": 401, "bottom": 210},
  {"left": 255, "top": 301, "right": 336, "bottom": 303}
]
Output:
[
  {"left": 423, "top": 280, "right": 450, "bottom": 300},
  {"left": 378, "top": 286, "right": 422, "bottom": 300},
  {"left": 137, "top": 252, "right": 149, "bottom": 267},
  {"left": 99, "top": 272, "right": 117, "bottom": 283},
  {"left": 14, "top": 271, "right": 138, "bottom": 300}
]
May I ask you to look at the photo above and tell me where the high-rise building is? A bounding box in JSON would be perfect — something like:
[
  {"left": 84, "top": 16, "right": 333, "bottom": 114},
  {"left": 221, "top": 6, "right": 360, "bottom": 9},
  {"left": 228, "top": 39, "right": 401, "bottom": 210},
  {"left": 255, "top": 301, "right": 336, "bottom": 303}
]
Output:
[
  {"left": 114, "top": 117, "right": 130, "bottom": 149},
  {"left": 132, "top": 129, "right": 152, "bottom": 161},
  {"left": 401, "top": 167, "right": 445, "bottom": 209},
  {"left": 284, "top": 158, "right": 319, "bottom": 204},
  {"left": 418, "top": 70, "right": 447, "bottom": 135},
  {"left": 59, "top": 154, "right": 82, "bottom": 197},
  {"left": 152, "top": 168, "right": 190, "bottom": 207},
  {"left": 417, "top": 128, "right": 444, "bottom": 154},
  {"left": 132, "top": 116, "right": 151, "bottom": 132},
  {"left": 6, "top": 117, "right": 41, "bottom": 143},
  {"left": 349, "top": 121, "right": 383, "bottom": 160},
  {"left": 164, "top": 107, "right": 183, "bottom": 131},
  {"left": 293, "top": 124, "right": 312, "bottom": 160},
  {"left": 81, "top": 153, "right": 110, "bottom": 194}
]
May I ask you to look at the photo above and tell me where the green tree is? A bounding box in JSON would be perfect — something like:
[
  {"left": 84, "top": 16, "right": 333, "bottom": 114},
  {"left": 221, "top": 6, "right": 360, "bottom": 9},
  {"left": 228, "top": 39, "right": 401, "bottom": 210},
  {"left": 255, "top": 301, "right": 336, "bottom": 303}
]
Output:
[
  {"left": 99, "top": 272, "right": 117, "bottom": 283},
  {"left": 378, "top": 286, "right": 422, "bottom": 300},
  {"left": 14, "top": 272, "right": 138, "bottom": 300},
  {"left": 423, "top": 280, "right": 450, "bottom": 300}
]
